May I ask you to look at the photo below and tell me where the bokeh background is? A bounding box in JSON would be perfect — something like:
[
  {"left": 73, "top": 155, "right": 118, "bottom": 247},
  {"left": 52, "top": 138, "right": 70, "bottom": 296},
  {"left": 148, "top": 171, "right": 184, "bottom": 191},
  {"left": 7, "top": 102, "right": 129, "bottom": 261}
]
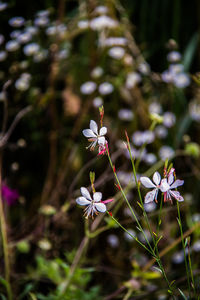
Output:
[{"left": 0, "top": 0, "right": 200, "bottom": 299}]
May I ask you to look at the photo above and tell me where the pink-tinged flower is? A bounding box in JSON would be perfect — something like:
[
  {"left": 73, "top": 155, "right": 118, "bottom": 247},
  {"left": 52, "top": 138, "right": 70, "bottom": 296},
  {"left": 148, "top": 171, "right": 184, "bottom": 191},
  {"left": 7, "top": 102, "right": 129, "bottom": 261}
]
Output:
[
  {"left": 140, "top": 172, "right": 164, "bottom": 203},
  {"left": 2, "top": 184, "right": 19, "bottom": 206},
  {"left": 82, "top": 120, "right": 107, "bottom": 150},
  {"left": 76, "top": 187, "right": 107, "bottom": 218},
  {"left": 160, "top": 168, "right": 184, "bottom": 203}
]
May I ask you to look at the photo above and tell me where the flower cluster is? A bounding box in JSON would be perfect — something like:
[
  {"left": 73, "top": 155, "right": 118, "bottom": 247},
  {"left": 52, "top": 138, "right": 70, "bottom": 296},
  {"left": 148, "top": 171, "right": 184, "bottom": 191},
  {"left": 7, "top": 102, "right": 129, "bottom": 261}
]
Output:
[{"left": 140, "top": 168, "right": 184, "bottom": 204}]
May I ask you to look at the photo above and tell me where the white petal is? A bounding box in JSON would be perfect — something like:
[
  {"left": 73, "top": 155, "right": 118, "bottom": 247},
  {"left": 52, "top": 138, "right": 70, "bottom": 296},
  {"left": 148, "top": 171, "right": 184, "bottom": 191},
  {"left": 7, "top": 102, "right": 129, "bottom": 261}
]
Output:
[
  {"left": 169, "top": 190, "right": 184, "bottom": 202},
  {"left": 90, "top": 120, "right": 98, "bottom": 135},
  {"left": 95, "top": 202, "right": 106, "bottom": 212},
  {"left": 140, "top": 177, "right": 156, "bottom": 188},
  {"left": 98, "top": 136, "right": 105, "bottom": 145},
  {"left": 153, "top": 171, "right": 161, "bottom": 186},
  {"left": 80, "top": 187, "right": 92, "bottom": 200},
  {"left": 76, "top": 197, "right": 91, "bottom": 206},
  {"left": 168, "top": 172, "right": 174, "bottom": 185},
  {"left": 144, "top": 189, "right": 157, "bottom": 203},
  {"left": 160, "top": 178, "right": 170, "bottom": 192},
  {"left": 82, "top": 129, "right": 96, "bottom": 138},
  {"left": 170, "top": 179, "right": 184, "bottom": 189},
  {"left": 93, "top": 192, "right": 102, "bottom": 202},
  {"left": 99, "top": 126, "right": 107, "bottom": 136}
]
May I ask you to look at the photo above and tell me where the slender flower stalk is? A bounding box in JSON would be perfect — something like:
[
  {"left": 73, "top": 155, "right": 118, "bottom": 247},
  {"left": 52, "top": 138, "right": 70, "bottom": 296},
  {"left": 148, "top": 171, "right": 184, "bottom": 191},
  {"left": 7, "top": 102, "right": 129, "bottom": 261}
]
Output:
[
  {"left": 0, "top": 153, "right": 12, "bottom": 300},
  {"left": 176, "top": 201, "right": 191, "bottom": 297}
]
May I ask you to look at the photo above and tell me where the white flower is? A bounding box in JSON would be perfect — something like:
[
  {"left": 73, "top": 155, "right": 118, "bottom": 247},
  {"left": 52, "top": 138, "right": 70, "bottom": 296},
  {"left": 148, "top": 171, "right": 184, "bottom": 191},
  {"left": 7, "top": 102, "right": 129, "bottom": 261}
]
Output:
[
  {"left": 159, "top": 146, "right": 175, "bottom": 160},
  {"left": 23, "top": 43, "right": 39, "bottom": 56},
  {"left": 160, "top": 168, "right": 184, "bottom": 202},
  {"left": 93, "top": 97, "right": 103, "bottom": 108},
  {"left": 90, "top": 16, "right": 118, "bottom": 30},
  {"left": 0, "top": 51, "right": 7, "bottom": 61},
  {"left": 80, "top": 81, "right": 97, "bottom": 95},
  {"left": 126, "top": 72, "right": 141, "bottom": 89},
  {"left": 82, "top": 120, "right": 107, "bottom": 149},
  {"left": 98, "top": 82, "right": 113, "bottom": 95},
  {"left": 118, "top": 109, "right": 134, "bottom": 121},
  {"left": 5, "top": 40, "right": 20, "bottom": 52},
  {"left": 163, "top": 112, "right": 176, "bottom": 128},
  {"left": 76, "top": 187, "right": 106, "bottom": 218},
  {"left": 108, "top": 47, "right": 125, "bottom": 60},
  {"left": 140, "top": 172, "right": 163, "bottom": 203},
  {"left": 167, "top": 51, "right": 181, "bottom": 63},
  {"left": 9, "top": 17, "right": 25, "bottom": 28},
  {"left": 77, "top": 20, "right": 89, "bottom": 29}
]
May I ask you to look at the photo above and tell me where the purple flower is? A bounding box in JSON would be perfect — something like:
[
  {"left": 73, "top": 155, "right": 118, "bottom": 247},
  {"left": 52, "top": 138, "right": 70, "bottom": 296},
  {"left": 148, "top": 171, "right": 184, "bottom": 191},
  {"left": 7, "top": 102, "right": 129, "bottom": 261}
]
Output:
[{"left": 2, "top": 184, "right": 19, "bottom": 206}]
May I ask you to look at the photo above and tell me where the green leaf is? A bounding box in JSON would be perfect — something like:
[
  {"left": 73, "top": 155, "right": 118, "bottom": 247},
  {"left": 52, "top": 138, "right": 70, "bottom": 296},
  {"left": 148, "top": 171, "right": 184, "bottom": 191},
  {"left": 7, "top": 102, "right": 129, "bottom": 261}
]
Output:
[{"left": 183, "top": 32, "right": 199, "bottom": 71}]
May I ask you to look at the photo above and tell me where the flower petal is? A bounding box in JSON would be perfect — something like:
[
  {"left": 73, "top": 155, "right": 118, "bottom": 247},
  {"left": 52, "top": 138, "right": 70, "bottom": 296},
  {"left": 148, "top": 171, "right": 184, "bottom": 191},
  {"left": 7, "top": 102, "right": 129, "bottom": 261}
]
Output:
[
  {"left": 169, "top": 190, "right": 184, "bottom": 202},
  {"left": 80, "top": 187, "right": 92, "bottom": 200},
  {"left": 90, "top": 120, "right": 98, "bottom": 135},
  {"left": 102, "top": 198, "right": 113, "bottom": 204},
  {"left": 95, "top": 202, "right": 106, "bottom": 212},
  {"left": 168, "top": 172, "right": 174, "bottom": 185},
  {"left": 140, "top": 177, "right": 156, "bottom": 188},
  {"left": 160, "top": 178, "right": 170, "bottom": 192},
  {"left": 144, "top": 189, "right": 157, "bottom": 203},
  {"left": 76, "top": 197, "right": 91, "bottom": 206},
  {"left": 99, "top": 126, "right": 107, "bottom": 136},
  {"left": 93, "top": 192, "right": 102, "bottom": 202},
  {"left": 153, "top": 171, "right": 161, "bottom": 186},
  {"left": 82, "top": 129, "right": 96, "bottom": 138},
  {"left": 170, "top": 179, "right": 184, "bottom": 189},
  {"left": 98, "top": 136, "right": 105, "bottom": 145}
]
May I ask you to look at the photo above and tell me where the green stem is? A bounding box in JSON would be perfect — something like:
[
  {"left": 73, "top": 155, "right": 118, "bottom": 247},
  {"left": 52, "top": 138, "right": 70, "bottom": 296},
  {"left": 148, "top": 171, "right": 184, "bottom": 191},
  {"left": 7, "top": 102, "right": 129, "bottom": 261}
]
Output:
[
  {"left": 187, "top": 243, "right": 196, "bottom": 298},
  {"left": 177, "top": 201, "right": 191, "bottom": 297},
  {"left": 0, "top": 153, "right": 12, "bottom": 300}
]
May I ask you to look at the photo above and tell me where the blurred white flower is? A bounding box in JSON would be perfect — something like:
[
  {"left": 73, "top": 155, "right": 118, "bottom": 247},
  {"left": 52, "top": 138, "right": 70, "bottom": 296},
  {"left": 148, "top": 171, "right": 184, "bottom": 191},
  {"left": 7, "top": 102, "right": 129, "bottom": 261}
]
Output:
[
  {"left": 93, "top": 97, "right": 103, "bottom": 108},
  {"left": 107, "top": 234, "right": 119, "bottom": 248},
  {"left": 173, "top": 73, "right": 190, "bottom": 88},
  {"left": 99, "top": 82, "right": 113, "bottom": 95},
  {"left": 155, "top": 125, "right": 168, "bottom": 139},
  {"left": 5, "top": 40, "right": 20, "bottom": 51},
  {"left": 167, "top": 51, "right": 181, "bottom": 62},
  {"left": 124, "top": 229, "right": 136, "bottom": 242},
  {"left": 144, "top": 201, "right": 157, "bottom": 212},
  {"left": 144, "top": 153, "right": 157, "bottom": 165},
  {"left": 23, "top": 43, "right": 39, "bottom": 56},
  {"left": 172, "top": 251, "right": 185, "bottom": 264},
  {"left": 159, "top": 145, "right": 175, "bottom": 160},
  {"left": 90, "top": 16, "right": 118, "bottom": 30},
  {"left": 149, "top": 102, "right": 162, "bottom": 114},
  {"left": 34, "top": 16, "right": 49, "bottom": 27},
  {"left": 17, "top": 32, "right": 32, "bottom": 44},
  {"left": 161, "top": 70, "right": 173, "bottom": 83},
  {"left": 80, "top": 81, "right": 97, "bottom": 95},
  {"left": 101, "top": 37, "right": 127, "bottom": 47},
  {"left": 163, "top": 112, "right": 176, "bottom": 128},
  {"left": 94, "top": 6, "right": 108, "bottom": 15},
  {"left": 189, "top": 101, "right": 200, "bottom": 122},
  {"left": 118, "top": 109, "right": 134, "bottom": 121},
  {"left": 0, "top": 51, "right": 7, "bottom": 61},
  {"left": 126, "top": 72, "right": 141, "bottom": 89},
  {"left": 10, "top": 30, "right": 21, "bottom": 39},
  {"left": 76, "top": 187, "right": 106, "bottom": 218},
  {"left": 138, "top": 62, "right": 150, "bottom": 75},
  {"left": 0, "top": 2, "right": 7, "bottom": 11},
  {"left": 193, "top": 240, "right": 200, "bottom": 252},
  {"left": 9, "top": 17, "right": 25, "bottom": 27},
  {"left": 108, "top": 47, "right": 125, "bottom": 59},
  {"left": 77, "top": 20, "right": 89, "bottom": 29},
  {"left": 91, "top": 66, "right": 103, "bottom": 78}
]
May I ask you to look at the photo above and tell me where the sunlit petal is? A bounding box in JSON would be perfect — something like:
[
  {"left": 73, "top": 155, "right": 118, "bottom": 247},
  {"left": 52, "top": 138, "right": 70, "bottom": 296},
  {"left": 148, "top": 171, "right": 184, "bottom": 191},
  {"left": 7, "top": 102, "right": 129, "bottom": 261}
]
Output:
[
  {"left": 99, "top": 126, "right": 107, "bottom": 136},
  {"left": 170, "top": 179, "right": 184, "bottom": 189},
  {"left": 98, "top": 136, "right": 105, "bottom": 145},
  {"left": 153, "top": 171, "right": 161, "bottom": 186},
  {"left": 80, "top": 187, "right": 92, "bottom": 200},
  {"left": 140, "top": 177, "right": 156, "bottom": 188},
  {"left": 90, "top": 120, "right": 98, "bottom": 135},
  {"left": 160, "top": 178, "right": 170, "bottom": 192},
  {"left": 144, "top": 189, "right": 157, "bottom": 203},
  {"left": 93, "top": 192, "right": 102, "bottom": 202},
  {"left": 95, "top": 202, "right": 106, "bottom": 212},
  {"left": 82, "top": 129, "right": 96, "bottom": 138},
  {"left": 76, "top": 197, "right": 91, "bottom": 206}
]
